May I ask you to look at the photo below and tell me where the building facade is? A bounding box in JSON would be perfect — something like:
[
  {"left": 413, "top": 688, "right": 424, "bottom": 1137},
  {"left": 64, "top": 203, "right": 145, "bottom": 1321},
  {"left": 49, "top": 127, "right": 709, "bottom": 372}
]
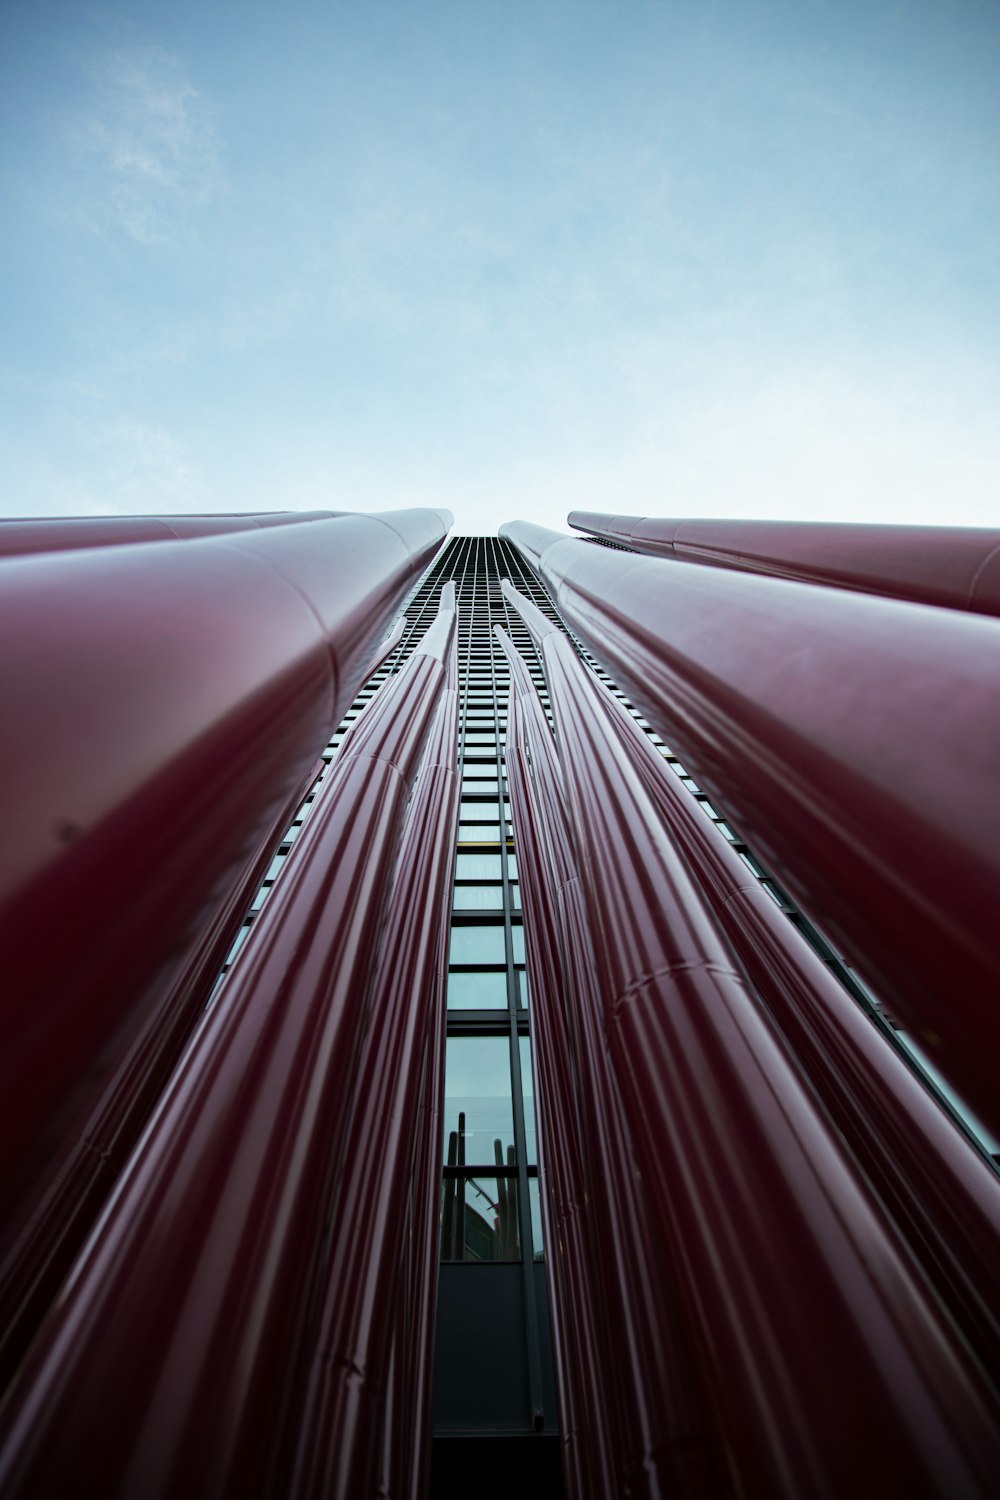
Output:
[{"left": 2, "top": 514, "right": 1000, "bottom": 1499}]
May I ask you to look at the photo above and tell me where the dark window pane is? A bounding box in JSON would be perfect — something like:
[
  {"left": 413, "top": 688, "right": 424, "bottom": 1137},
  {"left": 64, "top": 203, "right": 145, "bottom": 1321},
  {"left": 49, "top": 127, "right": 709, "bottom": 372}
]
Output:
[
  {"left": 528, "top": 1178, "right": 544, "bottom": 1260},
  {"left": 440, "top": 1176, "right": 521, "bottom": 1261}
]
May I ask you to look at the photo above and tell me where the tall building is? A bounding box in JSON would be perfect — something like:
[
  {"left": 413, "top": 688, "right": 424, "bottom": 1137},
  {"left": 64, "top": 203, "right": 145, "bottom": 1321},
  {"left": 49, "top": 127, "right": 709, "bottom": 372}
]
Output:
[{"left": 1, "top": 512, "right": 999, "bottom": 1499}]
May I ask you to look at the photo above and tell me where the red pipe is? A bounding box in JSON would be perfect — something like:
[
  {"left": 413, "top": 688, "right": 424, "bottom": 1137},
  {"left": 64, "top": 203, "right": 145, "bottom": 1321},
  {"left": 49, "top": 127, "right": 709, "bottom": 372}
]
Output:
[
  {"left": 0, "top": 592, "right": 414, "bottom": 1390},
  {"left": 500, "top": 577, "right": 1000, "bottom": 1497},
  {"left": 0, "top": 510, "right": 354, "bottom": 557},
  {"left": 499, "top": 662, "right": 617, "bottom": 1500},
  {"left": 501, "top": 520, "right": 1000, "bottom": 1142},
  {"left": 0, "top": 601, "right": 456, "bottom": 1499},
  {"left": 596, "top": 671, "right": 1000, "bottom": 1384},
  {"left": 568, "top": 511, "right": 1000, "bottom": 616},
  {"left": 290, "top": 585, "right": 460, "bottom": 1500},
  {"left": 499, "top": 629, "right": 729, "bottom": 1498},
  {"left": 0, "top": 512, "right": 448, "bottom": 1298}
]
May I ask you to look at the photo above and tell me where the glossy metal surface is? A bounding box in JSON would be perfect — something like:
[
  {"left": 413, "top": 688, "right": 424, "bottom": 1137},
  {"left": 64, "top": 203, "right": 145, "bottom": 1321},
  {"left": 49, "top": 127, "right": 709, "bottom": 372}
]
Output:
[
  {"left": 498, "top": 625, "right": 727, "bottom": 1499},
  {"left": 598, "top": 675, "right": 1000, "bottom": 1386},
  {"left": 291, "top": 586, "right": 460, "bottom": 1500},
  {"left": 0, "top": 511, "right": 348, "bottom": 556},
  {"left": 568, "top": 511, "right": 1000, "bottom": 616},
  {"left": 501, "top": 520, "right": 1000, "bottom": 1142},
  {"left": 0, "top": 598, "right": 456, "bottom": 1499},
  {"left": 500, "top": 575, "right": 1000, "bottom": 1498},
  {"left": 0, "top": 511, "right": 448, "bottom": 1347}
]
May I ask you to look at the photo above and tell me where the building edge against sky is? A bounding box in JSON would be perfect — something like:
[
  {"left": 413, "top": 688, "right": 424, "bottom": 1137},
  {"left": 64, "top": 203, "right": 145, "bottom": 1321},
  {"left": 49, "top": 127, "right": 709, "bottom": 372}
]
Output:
[{"left": 0, "top": 510, "right": 999, "bottom": 1497}]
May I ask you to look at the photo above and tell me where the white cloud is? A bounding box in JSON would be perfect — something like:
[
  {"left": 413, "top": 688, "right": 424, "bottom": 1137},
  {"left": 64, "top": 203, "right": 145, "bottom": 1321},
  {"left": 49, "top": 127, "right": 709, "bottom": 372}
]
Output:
[{"left": 74, "top": 44, "right": 222, "bottom": 245}]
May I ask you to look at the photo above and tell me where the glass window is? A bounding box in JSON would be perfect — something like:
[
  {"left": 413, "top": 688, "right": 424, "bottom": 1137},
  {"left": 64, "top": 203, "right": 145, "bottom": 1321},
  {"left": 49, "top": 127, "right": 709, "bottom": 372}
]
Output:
[
  {"left": 463, "top": 779, "right": 499, "bottom": 798},
  {"left": 461, "top": 800, "right": 498, "bottom": 821},
  {"left": 458, "top": 824, "right": 502, "bottom": 843},
  {"left": 517, "top": 968, "right": 530, "bottom": 1008},
  {"left": 453, "top": 885, "right": 503, "bottom": 911},
  {"left": 511, "top": 923, "right": 526, "bottom": 965},
  {"left": 519, "top": 1036, "right": 537, "bottom": 1165},
  {"left": 450, "top": 925, "right": 506, "bottom": 964},
  {"left": 462, "top": 763, "right": 497, "bottom": 779},
  {"left": 447, "top": 970, "right": 508, "bottom": 1009},
  {"left": 440, "top": 1176, "right": 520, "bottom": 1262},
  {"left": 508, "top": 853, "right": 518, "bottom": 880},
  {"left": 528, "top": 1178, "right": 544, "bottom": 1260},
  {"left": 510, "top": 882, "right": 520, "bottom": 909},
  {"left": 442, "top": 1036, "right": 515, "bottom": 1163},
  {"left": 455, "top": 852, "right": 503, "bottom": 881}
]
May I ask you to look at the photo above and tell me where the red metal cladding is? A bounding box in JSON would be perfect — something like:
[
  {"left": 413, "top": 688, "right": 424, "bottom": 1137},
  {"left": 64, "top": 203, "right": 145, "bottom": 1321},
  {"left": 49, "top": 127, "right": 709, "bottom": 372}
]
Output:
[
  {"left": 0, "top": 585, "right": 415, "bottom": 1394},
  {"left": 0, "top": 773, "right": 313, "bottom": 1393},
  {"left": 291, "top": 585, "right": 461, "bottom": 1500},
  {"left": 0, "top": 600, "right": 456, "bottom": 1500},
  {"left": 567, "top": 511, "right": 1000, "bottom": 616},
  {"left": 0, "top": 510, "right": 352, "bottom": 557},
  {"left": 501, "top": 520, "right": 1000, "bottom": 1144},
  {"left": 596, "top": 681, "right": 1000, "bottom": 1387},
  {"left": 0, "top": 509, "right": 448, "bottom": 1239},
  {"left": 499, "top": 659, "right": 617, "bottom": 1500},
  {"left": 499, "top": 577, "right": 1000, "bottom": 1498},
  {"left": 497, "top": 619, "right": 729, "bottom": 1500}
]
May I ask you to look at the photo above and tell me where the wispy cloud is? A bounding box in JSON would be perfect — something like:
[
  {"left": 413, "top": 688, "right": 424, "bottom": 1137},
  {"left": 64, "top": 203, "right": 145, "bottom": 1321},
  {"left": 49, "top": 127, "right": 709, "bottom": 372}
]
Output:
[{"left": 73, "top": 44, "right": 222, "bottom": 244}]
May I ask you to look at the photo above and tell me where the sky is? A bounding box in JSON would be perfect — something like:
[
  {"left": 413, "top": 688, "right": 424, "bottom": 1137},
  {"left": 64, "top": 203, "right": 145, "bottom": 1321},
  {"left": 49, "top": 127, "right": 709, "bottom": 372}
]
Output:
[{"left": 1, "top": 0, "right": 998, "bottom": 535}]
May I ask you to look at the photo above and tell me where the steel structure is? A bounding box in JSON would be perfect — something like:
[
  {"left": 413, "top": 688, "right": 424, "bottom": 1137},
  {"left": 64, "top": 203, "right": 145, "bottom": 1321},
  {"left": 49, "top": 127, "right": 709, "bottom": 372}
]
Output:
[{"left": 1, "top": 513, "right": 998, "bottom": 1499}]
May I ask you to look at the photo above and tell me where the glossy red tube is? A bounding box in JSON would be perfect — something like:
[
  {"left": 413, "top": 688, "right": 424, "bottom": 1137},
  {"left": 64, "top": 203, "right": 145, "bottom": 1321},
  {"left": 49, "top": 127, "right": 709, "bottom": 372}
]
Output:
[
  {"left": 291, "top": 586, "right": 460, "bottom": 1500},
  {"left": 500, "top": 577, "right": 1000, "bottom": 1498},
  {"left": 499, "top": 659, "right": 616, "bottom": 1500},
  {"left": 0, "top": 509, "right": 448, "bottom": 1239},
  {"left": 501, "top": 520, "right": 1000, "bottom": 1143},
  {"left": 597, "top": 675, "right": 1000, "bottom": 1385},
  {"left": 0, "top": 510, "right": 351, "bottom": 557},
  {"left": 567, "top": 511, "right": 1000, "bottom": 616},
  {"left": 497, "top": 622, "right": 729, "bottom": 1500},
  {"left": 0, "top": 601, "right": 456, "bottom": 1499}
]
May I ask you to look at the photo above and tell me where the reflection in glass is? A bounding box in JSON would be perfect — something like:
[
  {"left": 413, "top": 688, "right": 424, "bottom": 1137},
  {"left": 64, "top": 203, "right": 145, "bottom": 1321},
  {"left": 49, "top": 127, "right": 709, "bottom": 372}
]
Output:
[
  {"left": 453, "top": 885, "right": 504, "bottom": 911},
  {"left": 447, "top": 970, "right": 508, "bottom": 1009},
  {"left": 519, "top": 1036, "right": 537, "bottom": 1164},
  {"left": 440, "top": 1176, "right": 520, "bottom": 1261},
  {"left": 442, "top": 1035, "right": 515, "bottom": 1163},
  {"left": 528, "top": 1178, "right": 544, "bottom": 1260},
  {"left": 455, "top": 851, "right": 503, "bottom": 880},
  {"left": 458, "top": 824, "right": 501, "bottom": 842},
  {"left": 450, "top": 925, "right": 506, "bottom": 964}
]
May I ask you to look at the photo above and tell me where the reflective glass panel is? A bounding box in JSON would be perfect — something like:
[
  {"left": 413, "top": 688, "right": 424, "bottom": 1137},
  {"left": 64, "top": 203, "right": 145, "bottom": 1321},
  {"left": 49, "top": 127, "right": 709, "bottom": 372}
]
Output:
[
  {"left": 442, "top": 1036, "right": 515, "bottom": 1163},
  {"left": 447, "top": 970, "right": 508, "bottom": 1009},
  {"left": 453, "top": 885, "right": 504, "bottom": 910},
  {"left": 528, "top": 1178, "right": 544, "bottom": 1260},
  {"left": 455, "top": 852, "right": 503, "bottom": 880},
  {"left": 511, "top": 923, "right": 526, "bottom": 964},
  {"left": 440, "top": 1176, "right": 520, "bottom": 1261},
  {"left": 458, "top": 824, "right": 502, "bottom": 842},
  {"left": 519, "top": 1035, "right": 537, "bottom": 1164},
  {"left": 450, "top": 924, "right": 506, "bottom": 964}
]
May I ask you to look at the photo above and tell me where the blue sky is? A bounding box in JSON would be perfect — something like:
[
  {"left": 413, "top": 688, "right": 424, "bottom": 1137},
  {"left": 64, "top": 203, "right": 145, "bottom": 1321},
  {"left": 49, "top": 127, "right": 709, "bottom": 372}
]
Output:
[{"left": 1, "top": 0, "right": 998, "bottom": 533}]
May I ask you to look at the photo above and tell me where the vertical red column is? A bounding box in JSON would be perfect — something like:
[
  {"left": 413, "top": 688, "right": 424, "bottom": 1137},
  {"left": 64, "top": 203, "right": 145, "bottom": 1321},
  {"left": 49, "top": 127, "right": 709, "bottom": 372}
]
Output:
[
  {"left": 501, "top": 520, "right": 1000, "bottom": 1143},
  {"left": 0, "top": 595, "right": 456, "bottom": 1499},
  {"left": 0, "top": 509, "right": 448, "bottom": 1386},
  {"left": 290, "top": 584, "right": 461, "bottom": 1500},
  {"left": 596, "top": 676, "right": 1000, "bottom": 1385},
  {"left": 497, "top": 626, "right": 727, "bottom": 1499},
  {"left": 499, "top": 574, "right": 1000, "bottom": 1498}
]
